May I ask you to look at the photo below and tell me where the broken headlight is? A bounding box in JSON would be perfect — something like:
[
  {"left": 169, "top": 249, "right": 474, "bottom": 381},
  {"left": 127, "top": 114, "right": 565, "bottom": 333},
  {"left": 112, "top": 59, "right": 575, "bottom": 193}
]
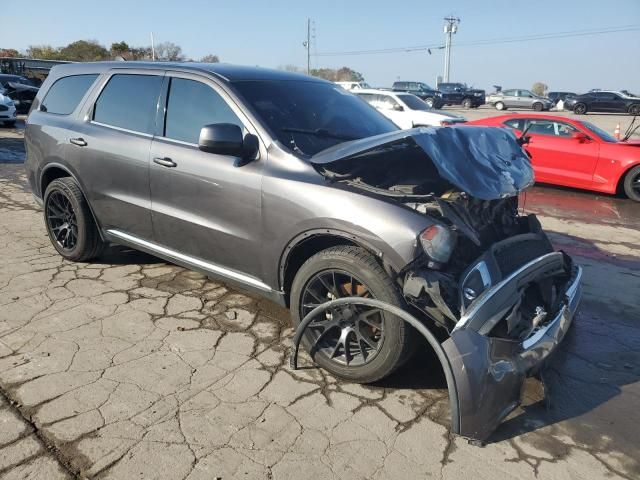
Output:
[{"left": 419, "top": 224, "right": 456, "bottom": 264}]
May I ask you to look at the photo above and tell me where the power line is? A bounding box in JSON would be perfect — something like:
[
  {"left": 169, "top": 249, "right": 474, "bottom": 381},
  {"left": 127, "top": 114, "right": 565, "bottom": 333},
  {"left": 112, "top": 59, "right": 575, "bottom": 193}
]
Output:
[{"left": 315, "top": 25, "right": 640, "bottom": 57}]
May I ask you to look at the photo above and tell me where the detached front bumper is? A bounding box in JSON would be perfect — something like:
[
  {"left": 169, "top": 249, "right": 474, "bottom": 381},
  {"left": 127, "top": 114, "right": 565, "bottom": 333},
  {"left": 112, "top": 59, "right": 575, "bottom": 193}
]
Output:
[{"left": 443, "top": 252, "right": 582, "bottom": 441}]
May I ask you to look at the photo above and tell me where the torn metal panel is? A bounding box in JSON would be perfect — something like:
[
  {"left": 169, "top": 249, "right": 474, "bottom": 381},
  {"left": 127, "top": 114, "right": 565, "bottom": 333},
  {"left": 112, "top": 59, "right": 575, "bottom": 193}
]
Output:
[
  {"left": 311, "top": 126, "right": 534, "bottom": 200},
  {"left": 290, "top": 256, "right": 582, "bottom": 442}
]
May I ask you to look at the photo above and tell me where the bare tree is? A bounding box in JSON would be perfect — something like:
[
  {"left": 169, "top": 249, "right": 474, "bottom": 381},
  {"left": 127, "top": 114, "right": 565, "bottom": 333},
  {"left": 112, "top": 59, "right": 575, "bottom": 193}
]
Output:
[
  {"left": 200, "top": 54, "right": 220, "bottom": 63},
  {"left": 154, "top": 42, "right": 185, "bottom": 61},
  {"left": 531, "top": 82, "right": 548, "bottom": 96}
]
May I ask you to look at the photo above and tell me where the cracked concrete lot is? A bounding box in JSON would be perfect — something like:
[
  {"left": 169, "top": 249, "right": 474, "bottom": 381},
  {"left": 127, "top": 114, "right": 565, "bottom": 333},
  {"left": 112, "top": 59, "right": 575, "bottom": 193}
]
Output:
[{"left": 1, "top": 135, "right": 640, "bottom": 478}]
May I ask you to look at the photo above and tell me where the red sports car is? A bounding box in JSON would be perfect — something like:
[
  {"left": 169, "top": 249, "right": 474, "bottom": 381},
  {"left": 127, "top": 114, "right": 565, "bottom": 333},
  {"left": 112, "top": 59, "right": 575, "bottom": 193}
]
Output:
[{"left": 467, "top": 114, "right": 640, "bottom": 201}]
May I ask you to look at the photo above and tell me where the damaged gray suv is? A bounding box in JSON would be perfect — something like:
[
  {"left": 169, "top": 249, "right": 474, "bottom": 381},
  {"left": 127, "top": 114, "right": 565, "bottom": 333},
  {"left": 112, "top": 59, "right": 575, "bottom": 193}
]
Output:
[{"left": 25, "top": 62, "right": 582, "bottom": 441}]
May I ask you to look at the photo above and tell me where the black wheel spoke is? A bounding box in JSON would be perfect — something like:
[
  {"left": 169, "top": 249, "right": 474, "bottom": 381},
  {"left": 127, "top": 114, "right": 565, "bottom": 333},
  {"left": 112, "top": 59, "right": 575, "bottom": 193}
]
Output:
[
  {"left": 300, "top": 269, "right": 385, "bottom": 367},
  {"left": 46, "top": 191, "right": 78, "bottom": 251}
]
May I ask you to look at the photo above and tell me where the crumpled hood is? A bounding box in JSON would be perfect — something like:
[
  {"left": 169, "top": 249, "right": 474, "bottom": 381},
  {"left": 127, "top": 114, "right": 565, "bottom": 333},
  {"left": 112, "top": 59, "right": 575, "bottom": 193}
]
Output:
[{"left": 311, "top": 126, "right": 535, "bottom": 200}]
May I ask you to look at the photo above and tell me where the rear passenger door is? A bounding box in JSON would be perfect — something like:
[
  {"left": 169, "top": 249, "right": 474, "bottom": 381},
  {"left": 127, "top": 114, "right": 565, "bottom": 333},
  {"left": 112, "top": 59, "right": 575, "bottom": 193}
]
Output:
[
  {"left": 149, "top": 72, "right": 264, "bottom": 280},
  {"left": 68, "top": 70, "right": 164, "bottom": 239}
]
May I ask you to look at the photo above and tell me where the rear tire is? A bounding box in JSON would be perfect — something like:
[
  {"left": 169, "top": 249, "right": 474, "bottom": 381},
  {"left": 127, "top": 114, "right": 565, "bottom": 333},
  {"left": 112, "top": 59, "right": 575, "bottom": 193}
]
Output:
[
  {"left": 461, "top": 98, "right": 472, "bottom": 109},
  {"left": 622, "top": 165, "right": 640, "bottom": 202},
  {"left": 44, "top": 178, "right": 104, "bottom": 262},
  {"left": 495, "top": 101, "right": 505, "bottom": 111},
  {"left": 290, "top": 246, "right": 415, "bottom": 383},
  {"left": 629, "top": 104, "right": 640, "bottom": 116},
  {"left": 574, "top": 103, "right": 587, "bottom": 115},
  {"left": 3, "top": 121, "right": 16, "bottom": 127}
]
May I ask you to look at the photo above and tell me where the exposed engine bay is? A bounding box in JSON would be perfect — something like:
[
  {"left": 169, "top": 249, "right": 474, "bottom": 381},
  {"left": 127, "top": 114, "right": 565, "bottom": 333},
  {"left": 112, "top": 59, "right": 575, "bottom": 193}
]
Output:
[{"left": 308, "top": 126, "right": 582, "bottom": 441}]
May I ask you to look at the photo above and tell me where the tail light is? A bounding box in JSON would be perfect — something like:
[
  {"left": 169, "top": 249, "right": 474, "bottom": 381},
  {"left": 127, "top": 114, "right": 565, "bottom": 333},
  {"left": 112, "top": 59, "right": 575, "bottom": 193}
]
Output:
[{"left": 419, "top": 224, "right": 456, "bottom": 264}]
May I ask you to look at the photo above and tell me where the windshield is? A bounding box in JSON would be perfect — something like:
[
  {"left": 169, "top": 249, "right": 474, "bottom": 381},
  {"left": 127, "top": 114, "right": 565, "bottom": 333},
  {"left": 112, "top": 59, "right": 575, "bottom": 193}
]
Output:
[
  {"left": 582, "top": 121, "right": 617, "bottom": 143},
  {"left": 397, "top": 94, "right": 429, "bottom": 111},
  {"left": 233, "top": 80, "right": 397, "bottom": 156}
]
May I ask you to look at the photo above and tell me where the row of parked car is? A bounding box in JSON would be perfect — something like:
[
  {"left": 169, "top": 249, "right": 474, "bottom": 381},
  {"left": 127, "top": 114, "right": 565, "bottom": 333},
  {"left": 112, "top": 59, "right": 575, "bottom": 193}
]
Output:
[
  {"left": 335, "top": 81, "right": 640, "bottom": 202},
  {"left": 0, "top": 73, "right": 41, "bottom": 126},
  {"left": 338, "top": 80, "right": 640, "bottom": 116}
]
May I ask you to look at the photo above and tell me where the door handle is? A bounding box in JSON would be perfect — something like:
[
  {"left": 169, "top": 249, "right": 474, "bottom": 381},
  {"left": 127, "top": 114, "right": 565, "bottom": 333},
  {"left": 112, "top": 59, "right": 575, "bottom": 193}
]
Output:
[
  {"left": 69, "top": 137, "right": 87, "bottom": 147},
  {"left": 153, "top": 157, "right": 177, "bottom": 168}
]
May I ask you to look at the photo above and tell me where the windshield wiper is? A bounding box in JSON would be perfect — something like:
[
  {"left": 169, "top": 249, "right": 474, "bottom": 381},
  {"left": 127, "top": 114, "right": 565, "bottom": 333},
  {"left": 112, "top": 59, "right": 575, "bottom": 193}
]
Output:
[{"left": 281, "top": 127, "right": 359, "bottom": 141}]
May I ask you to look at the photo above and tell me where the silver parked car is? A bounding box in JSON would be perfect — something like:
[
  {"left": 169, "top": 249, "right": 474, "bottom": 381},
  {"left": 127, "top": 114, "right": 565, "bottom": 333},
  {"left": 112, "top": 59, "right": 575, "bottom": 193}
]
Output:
[
  {"left": 25, "top": 62, "right": 581, "bottom": 441},
  {"left": 487, "top": 89, "right": 552, "bottom": 111}
]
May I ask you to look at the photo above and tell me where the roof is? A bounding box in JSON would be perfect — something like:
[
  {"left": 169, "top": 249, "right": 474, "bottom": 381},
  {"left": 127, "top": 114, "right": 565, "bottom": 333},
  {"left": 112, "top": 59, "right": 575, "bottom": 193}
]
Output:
[{"left": 47, "top": 61, "right": 323, "bottom": 83}]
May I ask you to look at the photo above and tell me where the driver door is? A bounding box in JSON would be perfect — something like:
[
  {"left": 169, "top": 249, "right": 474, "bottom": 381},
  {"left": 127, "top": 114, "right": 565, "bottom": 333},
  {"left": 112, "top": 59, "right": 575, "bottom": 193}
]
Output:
[
  {"left": 149, "top": 72, "right": 265, "bottom": 281},
  {"left": 524, "top": 119, "right": 600, "bottom": 188}
]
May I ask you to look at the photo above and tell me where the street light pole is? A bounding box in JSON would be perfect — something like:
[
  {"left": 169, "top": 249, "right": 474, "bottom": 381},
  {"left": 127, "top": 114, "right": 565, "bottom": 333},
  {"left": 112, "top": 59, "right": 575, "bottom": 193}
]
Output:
[
  {"left": 303, "top": 18, "right": 311, "bottom": 75},
  {"left": 443, "top": 16, "right": 460, "bottom": 83}
]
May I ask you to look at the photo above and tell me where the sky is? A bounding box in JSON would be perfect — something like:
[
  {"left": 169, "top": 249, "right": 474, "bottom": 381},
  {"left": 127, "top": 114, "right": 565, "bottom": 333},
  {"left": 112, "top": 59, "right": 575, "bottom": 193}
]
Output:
[{"left": 4, "top": 0, "right": 640, "bottom": 93}]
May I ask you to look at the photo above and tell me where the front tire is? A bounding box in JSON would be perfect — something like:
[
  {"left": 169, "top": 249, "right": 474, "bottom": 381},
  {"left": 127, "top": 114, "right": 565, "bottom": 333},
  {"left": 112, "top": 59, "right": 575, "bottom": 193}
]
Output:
[
  {"left": 44, "top": 178, "right": 104, "bottom": 262},
  {"left": 424, "top": 97, "right": 434, "bottom": 108},
  {"left": 495, "top": 101, "right": 505, "bottom": 111},
  {"left": 574, "top": 103, "right": 587, "bottom": 115},
  {"left": 623, "top": 165, "right": 640, "bottom": 202},
  {"left": 533, "top": 102, "right": 544, "bottom": 112},
  {"left": 290, "top": 246, "right": 414, "bottom": 383},
  {"left": 3, "top": 120, "right": 16, "bottom": 127}
]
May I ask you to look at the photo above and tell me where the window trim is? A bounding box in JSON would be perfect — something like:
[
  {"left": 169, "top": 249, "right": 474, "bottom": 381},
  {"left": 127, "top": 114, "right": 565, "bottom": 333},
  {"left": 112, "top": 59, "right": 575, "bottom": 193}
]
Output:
[
  {"left": 155, "top": 71, "right": 249, "bottom": 147},
  {"left": 39, "top": 73, "right": 99, "bottom": 116},
  {"left": 88, "top": 70, "right": 166, "bottom": 136}
]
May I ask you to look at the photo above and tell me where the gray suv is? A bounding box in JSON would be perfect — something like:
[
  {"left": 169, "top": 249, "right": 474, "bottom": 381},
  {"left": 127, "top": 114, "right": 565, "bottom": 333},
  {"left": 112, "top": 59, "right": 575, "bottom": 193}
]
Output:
[{"left": 25, "top": 62, "right": 581, "bottom": 440}]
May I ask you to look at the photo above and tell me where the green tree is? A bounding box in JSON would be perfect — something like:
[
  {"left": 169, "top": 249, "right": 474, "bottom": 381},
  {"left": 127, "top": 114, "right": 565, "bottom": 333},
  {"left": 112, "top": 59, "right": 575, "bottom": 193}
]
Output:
[
  {"left": 110, "top": 41, "right": 130, "bottom": 56},
  {"left": 531, "top": 82, "right": 548, "bottom": 96},
  {"left": 26, "top": 45, "right": 61, "bottom": 60},
  {"left": 59, "top": 40, "right": 110, "bottom": 61},
  {"left": 0, "top": 48, "right": 20, "bottom": 58}
]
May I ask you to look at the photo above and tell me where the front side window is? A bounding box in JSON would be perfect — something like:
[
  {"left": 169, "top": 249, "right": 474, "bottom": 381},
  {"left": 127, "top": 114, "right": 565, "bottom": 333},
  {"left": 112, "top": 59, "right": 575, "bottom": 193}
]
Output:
[
  {"left": 375, "top": 95, "right": 400, "bottom": 110},
  {"left": 165, "top": 78, "right": 242, "bottom": 144},
  {"left": 504, "top": 118, "right": 524, "bottom": 130},
  {"left": 526, "top": 119, "right": 577, "bottom": 137},
  {"left": 234, "top": 80, "right": 396, "bottom": 156},
  {"left": 41, "top": 74, "right": 98, "bottom": 115},
  {"left": 502, "top": 89, "right": 516, "bottom": 96},
  {"left": 397, "top": 94, "right": 429, "bottom": 111},
  {"left": 93, "top": 74, "right": 163, "bottom": 134}
]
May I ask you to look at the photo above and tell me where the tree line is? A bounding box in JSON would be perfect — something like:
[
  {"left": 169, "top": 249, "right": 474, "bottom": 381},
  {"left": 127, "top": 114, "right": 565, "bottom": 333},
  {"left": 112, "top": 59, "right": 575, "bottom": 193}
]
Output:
[
  {"left": 0, "top": 41, "right": 219, "bottom": 63},
  {"left": 2, "top": 41, "right": 366, "bottom": 83}
]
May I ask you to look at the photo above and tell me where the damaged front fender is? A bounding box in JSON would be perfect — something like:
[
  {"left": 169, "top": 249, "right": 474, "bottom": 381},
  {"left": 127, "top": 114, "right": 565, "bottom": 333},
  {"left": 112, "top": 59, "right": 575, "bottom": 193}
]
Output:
[{"left": 290, "top": 254, "right": 582, "bottom": 442}]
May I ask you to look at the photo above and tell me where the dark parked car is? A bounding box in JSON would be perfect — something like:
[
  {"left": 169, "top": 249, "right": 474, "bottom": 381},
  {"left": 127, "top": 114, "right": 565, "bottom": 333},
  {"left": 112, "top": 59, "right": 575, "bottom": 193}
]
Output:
[
  {"left": 547, "top": 91, "right": 576, "bottom": 106},
  {"left": 437, "top": 82, "right": 485, "bottom": 108},
  {"left": 392, "top": 81, "right": 443, "bottom": 108},
  {"left": 0, "top": 74, "right": 39, "bottom": 114},
  {"left": 25, "top": 62, "right": 582, "bottom": 441},
  {"left": 564, "top": 90, "right": 640, "bottom": 115}
]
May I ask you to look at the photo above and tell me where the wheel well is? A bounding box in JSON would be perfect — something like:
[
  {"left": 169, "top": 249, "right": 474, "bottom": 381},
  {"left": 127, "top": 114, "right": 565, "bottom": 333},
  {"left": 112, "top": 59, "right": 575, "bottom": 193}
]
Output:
[
  {"left": 40, "top": 167, "right": 71, "bottom": 197},
  {"left": 616, "top": 163, "right": 640, "bottom": 195},
  {"left": 281, "top": 234, "right": 361, "bottom": 307}
]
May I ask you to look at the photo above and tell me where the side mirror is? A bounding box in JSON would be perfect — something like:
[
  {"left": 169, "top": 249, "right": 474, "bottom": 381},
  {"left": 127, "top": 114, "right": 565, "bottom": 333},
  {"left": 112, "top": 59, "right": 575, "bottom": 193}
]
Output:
[
  {"left": 198, "top": 124, "right": 259, "bottom": 166},
  {"left": 571, "top": 132, "right": 590, "bottom": 143},
  {"left": 393, "top": 104, "right": 404, "bottom": 111}
]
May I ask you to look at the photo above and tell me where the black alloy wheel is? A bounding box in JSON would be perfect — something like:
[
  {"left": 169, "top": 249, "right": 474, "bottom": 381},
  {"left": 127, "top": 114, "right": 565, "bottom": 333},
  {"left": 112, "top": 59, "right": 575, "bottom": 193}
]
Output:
[
  {"left": 300, "top": 269, "right": 383, "bottom": 367},
  {"left": 46, "top": 190, "right": 78, "bottom": 251}
]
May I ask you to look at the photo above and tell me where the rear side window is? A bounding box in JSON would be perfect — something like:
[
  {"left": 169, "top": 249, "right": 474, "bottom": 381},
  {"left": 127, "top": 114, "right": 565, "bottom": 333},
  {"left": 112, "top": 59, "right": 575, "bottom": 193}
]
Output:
[
  {"left": 41, "top": 74, "right": 98, "bottom": 115},
  {"left": 93, "top": 74, "right": 163, "bottom": 134},
  {"left": 164, "top": 78, "right": 242, "bottom": 144}
]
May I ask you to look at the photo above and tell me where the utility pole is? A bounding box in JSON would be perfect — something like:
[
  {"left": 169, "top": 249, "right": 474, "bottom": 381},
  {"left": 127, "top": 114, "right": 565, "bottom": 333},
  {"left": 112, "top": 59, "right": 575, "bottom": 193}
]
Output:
[
  {"left": 303, "top": 18, "right": 311, "bottom": 74},
  {"left": 150, "top": 32, "right": 156, "bottom": 61},
  {"left": 443, "top": 16, "right": 460, "bottom": 83}
]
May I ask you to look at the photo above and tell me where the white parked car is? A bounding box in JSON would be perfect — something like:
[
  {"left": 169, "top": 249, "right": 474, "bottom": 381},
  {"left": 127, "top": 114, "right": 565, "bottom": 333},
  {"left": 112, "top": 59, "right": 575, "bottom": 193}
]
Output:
[
  {"left": 0, "top": 91, "right": 17, "bottom": 127},
  {"left": 355, "top": 89, "right": 466, "bottom": 128},
  {"left": 335, "top": 81, "right": 371, "bottom": 91}
]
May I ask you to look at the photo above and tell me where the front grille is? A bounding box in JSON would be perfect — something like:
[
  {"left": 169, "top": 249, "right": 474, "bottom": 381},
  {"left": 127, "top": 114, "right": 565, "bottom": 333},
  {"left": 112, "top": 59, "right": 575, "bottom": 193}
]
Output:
[
  {"left": 0, "top": 105, "right": 8, "bottom": 112},
  {"left": 493, "top": 235, "right": 553, "bottom": 277}
]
